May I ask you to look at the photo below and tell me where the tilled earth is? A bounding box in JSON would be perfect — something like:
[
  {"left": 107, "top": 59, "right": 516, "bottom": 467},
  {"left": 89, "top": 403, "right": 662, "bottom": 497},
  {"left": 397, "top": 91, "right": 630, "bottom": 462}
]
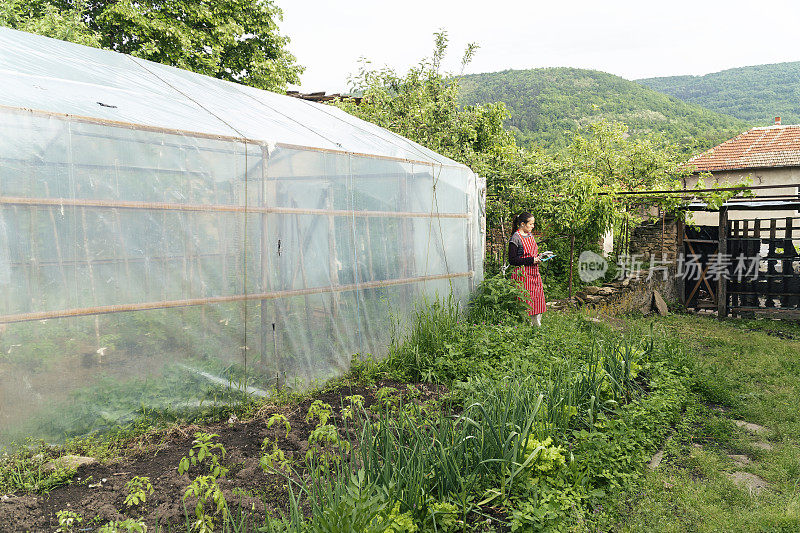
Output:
[{"left": 0, "top": 380, "right": 445, "bottom": 532}]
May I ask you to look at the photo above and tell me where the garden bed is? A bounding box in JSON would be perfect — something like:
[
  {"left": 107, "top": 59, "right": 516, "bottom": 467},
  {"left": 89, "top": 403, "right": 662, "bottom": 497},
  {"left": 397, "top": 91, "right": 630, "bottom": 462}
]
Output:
[
  {"left": 1, "top": 379, "right": 447, "bottom": 530},
  {"left": 1, "top": 287, "right": 694, "bottom": 531}
]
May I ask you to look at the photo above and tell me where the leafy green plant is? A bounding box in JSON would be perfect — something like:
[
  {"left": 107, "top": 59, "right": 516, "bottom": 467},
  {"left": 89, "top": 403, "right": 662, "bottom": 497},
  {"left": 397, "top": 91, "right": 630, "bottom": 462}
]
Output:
[
  {"left": 374, "top": 387, "right": 399, "bottom": 412},
  {"left": 183, "top": 475, "right": 228, "bottom": 533},
  {"left": 55, "top": 510, "right": 83, "bottom": 533},
  {"left": 342, "top": 395, "right": 365, "bottom": 421},
  {"left": 178, "top": 432, "right": 227, "bottom": 479},
  {"left": 98, "top": 519, "right": 148, "bottom": 533},
  {"left": 425, "top": 501, "right": 460, "bottom": 532},
  {"left": 260, "top": 437, "right": 290, "bottom": 472},
  {"left": 305, "top": 400, "right": 333, "bottom": 427},
  {"left": 467, "top": 274, "right": 530, "bottom": 323},
  {"left": 124, "top": 476, "right": 154, "bottom": 508},
  {"left": 267, "top": 413, "right": 291, "bottom": 438}
]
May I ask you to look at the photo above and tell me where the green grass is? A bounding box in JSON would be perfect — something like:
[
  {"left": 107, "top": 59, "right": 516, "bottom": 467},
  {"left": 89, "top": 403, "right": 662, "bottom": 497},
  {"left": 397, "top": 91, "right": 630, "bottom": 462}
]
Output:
[{"left": 607, "top": 314, "right": 800, "bottom": 532}]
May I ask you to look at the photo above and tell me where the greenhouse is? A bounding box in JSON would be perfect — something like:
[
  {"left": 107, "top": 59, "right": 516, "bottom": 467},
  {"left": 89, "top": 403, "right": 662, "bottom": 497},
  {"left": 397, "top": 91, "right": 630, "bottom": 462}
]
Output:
[{"left": 0, "top": 28, "right": 485, "bottom": 447}]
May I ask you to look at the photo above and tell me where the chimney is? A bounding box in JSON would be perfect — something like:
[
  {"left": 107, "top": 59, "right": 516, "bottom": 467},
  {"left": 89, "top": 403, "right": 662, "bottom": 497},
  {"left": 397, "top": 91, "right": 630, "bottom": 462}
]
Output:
[{"left": 775, "top": 116, "right": 782, "bottom": 125}]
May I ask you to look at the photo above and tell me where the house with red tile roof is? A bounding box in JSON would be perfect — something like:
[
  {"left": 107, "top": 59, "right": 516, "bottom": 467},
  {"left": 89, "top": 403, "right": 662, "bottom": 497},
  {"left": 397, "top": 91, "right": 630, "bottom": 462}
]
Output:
[{"left": 683, "top": 118, "right": 800, "bottom": 224}]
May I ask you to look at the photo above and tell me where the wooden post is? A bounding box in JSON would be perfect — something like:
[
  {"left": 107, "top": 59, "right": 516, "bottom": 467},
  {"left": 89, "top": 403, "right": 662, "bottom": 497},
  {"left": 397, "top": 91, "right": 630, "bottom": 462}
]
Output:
[
  {"left": 624, "top": 217, "right": 630, "bottom": 257},
  {"left": 568, "top": 232, "right": 575, "bottom": 298},
  {"left": 717, "top": 207, "right": 728, "bottom": 319},
  {"left": 499, "top": 216, "right": 507, "bottom": 266},
  {"left": 766, "top": 219, "right": 778, "bottom": 308},
  {"left": 783, "top": 217, "right": 793, "bottom": 308},
  {"left": 259, "top": 146, "right": 277, "bottom": 371}
]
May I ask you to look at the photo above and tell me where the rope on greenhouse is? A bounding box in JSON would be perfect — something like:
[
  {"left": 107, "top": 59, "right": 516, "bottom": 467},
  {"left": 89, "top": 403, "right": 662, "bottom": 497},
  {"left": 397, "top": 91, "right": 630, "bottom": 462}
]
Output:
[
  {"left": 126, "top": 57, "right": 250, "bottom": 142},
  {"left": 423, "top": 163, "right": 453, "bottom": 294},
  {"left": 127, "top": 56, "right": 256, "bottom": 384},
  {"left": 434, "top": 163, "right": 453, "bottom": 284}
]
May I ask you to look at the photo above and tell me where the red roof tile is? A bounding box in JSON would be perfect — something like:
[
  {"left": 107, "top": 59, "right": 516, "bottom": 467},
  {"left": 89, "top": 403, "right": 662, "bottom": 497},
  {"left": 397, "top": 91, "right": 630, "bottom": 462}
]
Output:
[{"left": 686, "top": 125, "right": 800, "bottom": 172}]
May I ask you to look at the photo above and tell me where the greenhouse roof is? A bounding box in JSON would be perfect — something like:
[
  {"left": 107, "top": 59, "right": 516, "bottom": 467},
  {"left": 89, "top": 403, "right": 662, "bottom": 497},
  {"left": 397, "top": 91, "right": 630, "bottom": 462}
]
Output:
[{"left": 0, "top": 27, "right": 462, "bottom": 168}]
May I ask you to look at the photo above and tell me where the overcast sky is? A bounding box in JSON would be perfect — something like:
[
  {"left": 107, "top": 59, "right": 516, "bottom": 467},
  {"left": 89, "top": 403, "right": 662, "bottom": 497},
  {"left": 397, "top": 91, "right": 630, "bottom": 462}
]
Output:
[{"left": 277, "top": 0, "right": 800, "bottom": 93}]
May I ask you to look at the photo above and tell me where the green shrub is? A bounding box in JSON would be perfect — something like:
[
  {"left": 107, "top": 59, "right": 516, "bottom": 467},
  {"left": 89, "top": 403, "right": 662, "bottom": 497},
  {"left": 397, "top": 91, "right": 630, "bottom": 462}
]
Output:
[{"left": 467, "top": 274, "right": 530, "bottom": 323}]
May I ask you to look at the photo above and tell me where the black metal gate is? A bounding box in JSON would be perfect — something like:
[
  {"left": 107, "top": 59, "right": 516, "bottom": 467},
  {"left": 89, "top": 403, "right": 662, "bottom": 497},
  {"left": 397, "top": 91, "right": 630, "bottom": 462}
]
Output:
[
  {"left": 681, "top": 214, "right": 800, "bottom": 318},
  {"left": 727, "top": 217, "right": 800, "bottom": 318}
]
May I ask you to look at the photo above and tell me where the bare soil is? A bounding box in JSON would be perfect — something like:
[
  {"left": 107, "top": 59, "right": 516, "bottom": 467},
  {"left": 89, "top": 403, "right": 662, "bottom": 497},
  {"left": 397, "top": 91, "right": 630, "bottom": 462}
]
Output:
[{"left": 0, "top": 380, "right": 446, "bottom": 532}]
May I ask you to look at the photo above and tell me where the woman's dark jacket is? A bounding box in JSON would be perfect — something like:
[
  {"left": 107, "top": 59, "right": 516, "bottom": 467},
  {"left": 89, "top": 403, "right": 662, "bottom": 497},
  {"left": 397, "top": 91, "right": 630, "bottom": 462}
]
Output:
[{"left": 508, "top": 232, "right": 538, "bottom": 266}]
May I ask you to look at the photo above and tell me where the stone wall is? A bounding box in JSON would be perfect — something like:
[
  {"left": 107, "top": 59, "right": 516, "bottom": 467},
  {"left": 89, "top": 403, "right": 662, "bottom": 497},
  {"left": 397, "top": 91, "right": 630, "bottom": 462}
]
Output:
[
  {"left": 549, "top": 267, "right": 678, "bottom": 315},
  {"left": 629, "top": 216, "right": 679, "bottom": 262}
]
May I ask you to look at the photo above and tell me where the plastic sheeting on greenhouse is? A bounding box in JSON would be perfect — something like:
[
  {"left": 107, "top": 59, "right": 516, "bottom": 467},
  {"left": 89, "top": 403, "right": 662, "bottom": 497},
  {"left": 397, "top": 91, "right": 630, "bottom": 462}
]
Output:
[{"left": 0, "top": 28, "right": 485, "bottom": 446}]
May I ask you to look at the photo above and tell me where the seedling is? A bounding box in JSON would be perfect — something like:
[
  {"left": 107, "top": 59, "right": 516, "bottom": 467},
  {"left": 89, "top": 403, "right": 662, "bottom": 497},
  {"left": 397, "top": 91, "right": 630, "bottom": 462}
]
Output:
[
  {"left": 55, "top": 510, "right": 83, "bottom": 533},
  {"left": 375, "top": 386, "right": 399, "bottom": 411},
  {"left": 98, "top": 519, "right": 148, "bottom": 532},
  {"left": 267, "top": 413, "right": 291, "bottom": 438},
  {"left": 124, "top": 476, "right": 154, "bottom": 508},
  {"left": 260, "top": 437, "right": 290, "bottom": 472},
  {"left": 183, "top": 475, "right": 228, "bottom": 533},
  {"left": 178, "top": 432, "right": 227, "bottom": 479},
  {"left": 305, "top": 400, "right": 333, "bottom": 426},
  {"left": 342, "top": 395, "right": 365, "bottom": 421}
]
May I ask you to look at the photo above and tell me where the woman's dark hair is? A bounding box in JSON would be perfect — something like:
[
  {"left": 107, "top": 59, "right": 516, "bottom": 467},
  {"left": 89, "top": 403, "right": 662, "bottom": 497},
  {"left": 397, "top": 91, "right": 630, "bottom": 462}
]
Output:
[{"left": 512, "top": 212, "right": 534, "bottom": 232}]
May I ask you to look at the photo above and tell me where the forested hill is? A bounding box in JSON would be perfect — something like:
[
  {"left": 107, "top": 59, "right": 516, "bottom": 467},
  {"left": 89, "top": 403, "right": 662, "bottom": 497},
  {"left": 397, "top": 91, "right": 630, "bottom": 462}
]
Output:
[
  {"left": 458, "top": 67, "right": 748, "bottom": 152},
  {"left": 637, "top": 61, "right": 800, "bottom": 126}
]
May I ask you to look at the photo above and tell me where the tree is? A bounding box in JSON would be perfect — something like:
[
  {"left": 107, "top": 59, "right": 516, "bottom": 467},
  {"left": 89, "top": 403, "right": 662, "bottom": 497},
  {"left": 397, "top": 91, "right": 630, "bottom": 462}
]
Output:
[
  {"left": 0, "top": 0, "right": 100, "bottom": 46},
  {"left": 337, "top": 33, "right": 744, "bottom": 294},
  {"left": 534, "top": 170, "right": 614, "bottom": 297},
  {"left": 336, "top": 31, "right": 546, "bottom": 249},
  {"left": 1, "top": 0, "right": 303, "bottom": 91}
]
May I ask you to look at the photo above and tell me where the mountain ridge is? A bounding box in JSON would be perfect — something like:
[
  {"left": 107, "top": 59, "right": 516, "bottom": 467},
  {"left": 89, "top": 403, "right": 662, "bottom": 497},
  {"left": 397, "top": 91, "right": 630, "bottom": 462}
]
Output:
[
  {"left": 457, "top": 67, "right": 748, "bottom": 153},
  {"left": 636, "top": 61, "right": 800, "bottom": 126}
]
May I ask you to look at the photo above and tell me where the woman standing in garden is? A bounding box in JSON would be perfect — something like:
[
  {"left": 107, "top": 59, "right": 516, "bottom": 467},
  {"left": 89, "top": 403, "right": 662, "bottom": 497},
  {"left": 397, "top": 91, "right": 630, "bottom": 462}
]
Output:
[{"left": 508, "top": 212, "right": 546, "bottom": 326}]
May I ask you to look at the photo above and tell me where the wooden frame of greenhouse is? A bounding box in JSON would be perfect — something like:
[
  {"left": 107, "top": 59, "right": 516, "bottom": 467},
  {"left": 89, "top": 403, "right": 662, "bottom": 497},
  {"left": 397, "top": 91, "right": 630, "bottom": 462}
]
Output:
[{"left": 0, "top": 28, "right": 485, "bottom": 446}]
